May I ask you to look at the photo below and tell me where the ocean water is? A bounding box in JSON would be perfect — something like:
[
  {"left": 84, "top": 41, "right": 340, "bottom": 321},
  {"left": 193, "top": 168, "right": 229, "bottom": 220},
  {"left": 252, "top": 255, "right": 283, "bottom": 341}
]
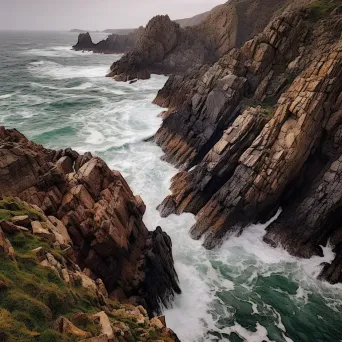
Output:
[{"left": 1, "top": 31, "right": 342, "bottom": 342}]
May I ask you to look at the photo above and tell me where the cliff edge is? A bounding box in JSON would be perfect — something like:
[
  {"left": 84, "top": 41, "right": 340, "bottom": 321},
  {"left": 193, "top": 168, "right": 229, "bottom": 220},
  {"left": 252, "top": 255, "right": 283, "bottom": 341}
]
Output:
[
  {"left": 153, "top": 0, "right": 342, "bottom": 284},
  {"left": 0, "top": 127, "right": 181, "bottom": 318},
  {"left": 107, "top": 0, "right": 288, "bottom": 81}
]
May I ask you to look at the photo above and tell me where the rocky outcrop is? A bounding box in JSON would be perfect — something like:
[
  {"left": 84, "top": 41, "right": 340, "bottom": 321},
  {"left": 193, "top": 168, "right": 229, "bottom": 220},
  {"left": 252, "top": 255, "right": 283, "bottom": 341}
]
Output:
[
  {"left": 158, "top": 107, "right": 268, "bottom": 217},
  {"left": 153, "top": 0, "right": 342, "bottom": 285},
  {"left": 0, "top": 198, "right": 180, "bottom": 341},
  {"left": 0, "top": 126, "right": 180, "bottom": 315},
  {"left": 73, "top": 27, "right": 144, "bottom": 54},
  {"left": 108, "top": 0, "right": 287, "bottom": 81},
  {"left": 72, "top": 7, "right": 220, "bottom": 56}
]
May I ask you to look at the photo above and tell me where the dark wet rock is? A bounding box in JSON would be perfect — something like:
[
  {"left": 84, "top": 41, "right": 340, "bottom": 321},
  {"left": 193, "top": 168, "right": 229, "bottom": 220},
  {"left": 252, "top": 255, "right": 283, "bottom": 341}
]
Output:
[
  {"left": 73, "top": 27, "right": 144, "bottom": 54},
  {"left": 142, "top": 227, "right": 181, "bottom": 316},
  {"left": 73, "top": 32, "right": 95, "bottom": 50}
]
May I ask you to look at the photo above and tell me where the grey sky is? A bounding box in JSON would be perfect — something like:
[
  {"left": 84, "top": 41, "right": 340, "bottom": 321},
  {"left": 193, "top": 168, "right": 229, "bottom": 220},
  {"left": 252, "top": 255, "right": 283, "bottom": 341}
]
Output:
[{"left": 0, "top": 0, "right": 224, "bottom": 31}]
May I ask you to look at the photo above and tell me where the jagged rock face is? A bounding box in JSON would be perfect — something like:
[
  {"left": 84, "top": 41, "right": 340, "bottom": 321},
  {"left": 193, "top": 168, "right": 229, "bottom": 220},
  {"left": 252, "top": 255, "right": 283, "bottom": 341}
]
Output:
[
  {"left": 108, "top": 15, "right": 182, "bottom": 81},
  {"left": 73, "top": 27, "right": 144, "bottom": 54},
  {"left": 0, "top": 200, "right": 180, "bottom": 341},
  {"left": 192, "top": 43, "right": 342, "bottom": 248},
  {"left": 153, "top": 2, "right": 342, "bottom": 285},
  {"left": 142, "top": 227, "right": 181, "bottom": 316},
  {"left": 108, "top": 0, "right": 287, "bottom": 81},
  {"left": 0, "top": 127, "right": 180, "bottom": 315},
  {"left": 158, "top": 107, "right": 268, "bottom": 217},
  {"left": 155, "top": 10, "right": 309, "bottom": 170},
  {"left": 74, "top": 32, "right": 95, "bottom": 50}
]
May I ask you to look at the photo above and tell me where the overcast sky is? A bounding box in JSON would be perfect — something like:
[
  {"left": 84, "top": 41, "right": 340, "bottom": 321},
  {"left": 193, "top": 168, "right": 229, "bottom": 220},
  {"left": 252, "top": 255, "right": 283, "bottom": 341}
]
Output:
[{"left": 0, "top": 0, "right": 224, "bottom": 31}]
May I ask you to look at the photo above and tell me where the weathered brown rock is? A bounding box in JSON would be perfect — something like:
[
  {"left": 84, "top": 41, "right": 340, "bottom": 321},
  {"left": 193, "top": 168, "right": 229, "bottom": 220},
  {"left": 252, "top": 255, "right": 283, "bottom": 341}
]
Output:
[
  {"left": 0, "top": 228, "right": 15, "bottom": 258},
  {"left": 154, "top": 9, "right": 310, "bottom": 169},
  {"left": 53, "top": 316, "right": 91, "bottom": 338},
  {"left": 0, "top": 126, "right": 181, "bottom": 315},
  {"left": 92, "top": 312, "right": 114, "bottom": 339},
  {"left": 158, "top": 107, "right": 268, "bottom": 217},
  {"left": 0, "top": 220, "right": 28, "bottom": 234},
  {"left": 153, "top": 1, "right": 342, "bottom": 284}
]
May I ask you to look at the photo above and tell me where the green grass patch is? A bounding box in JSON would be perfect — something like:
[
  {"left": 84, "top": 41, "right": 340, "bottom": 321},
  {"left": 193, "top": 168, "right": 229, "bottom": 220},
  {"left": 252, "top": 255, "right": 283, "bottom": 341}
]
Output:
[
  {"left": 0, "top": 198, "right": 171, "bottom": 341},
  {"left": 0, "top": 230, "right": 102, "bottom": 341},
  {"left": 240, "top": 98, "right": 276, "bottom": 119},
  {"left": 309, "top": 0, "right": 341, "bottom": 19},
  {"left": 0, "top": 197, "right": 44, "bottom": 222}
]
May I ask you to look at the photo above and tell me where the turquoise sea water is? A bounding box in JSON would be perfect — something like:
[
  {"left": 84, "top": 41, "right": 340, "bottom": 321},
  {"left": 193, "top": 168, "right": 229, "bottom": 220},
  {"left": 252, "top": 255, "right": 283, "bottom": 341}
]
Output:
[{"left": 1, "top": 31, "right": 342, "bottom": 342}]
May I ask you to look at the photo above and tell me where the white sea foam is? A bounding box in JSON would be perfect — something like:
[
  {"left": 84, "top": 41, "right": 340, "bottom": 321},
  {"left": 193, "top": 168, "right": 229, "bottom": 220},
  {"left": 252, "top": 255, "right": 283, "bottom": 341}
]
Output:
[
  {"left": 0, "top": 93, "right": 15, "bottom": 99},
  {"left": 85, "top": 128, "right": 105, "bottom": 145},
  {"left": 28, "top": 60, "right": 109, "bottom": 79},
  {"left": 222, "top": 322, "right": 272, "bottom": 342},
  {"left": 25, "top": 46, "right": 93, "bottom": 58}
]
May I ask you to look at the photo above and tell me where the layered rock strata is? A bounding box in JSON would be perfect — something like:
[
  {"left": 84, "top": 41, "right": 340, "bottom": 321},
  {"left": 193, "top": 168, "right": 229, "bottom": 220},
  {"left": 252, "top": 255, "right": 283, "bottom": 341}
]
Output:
[
  {"left": 0, "top": 126, "right": 180, "bottom": 315},
  {"left": 154, "top": 2, "right": 342, "bottom": 284},
  {"left": 108, "top": 0, "right": 287, "bottom": 81}
]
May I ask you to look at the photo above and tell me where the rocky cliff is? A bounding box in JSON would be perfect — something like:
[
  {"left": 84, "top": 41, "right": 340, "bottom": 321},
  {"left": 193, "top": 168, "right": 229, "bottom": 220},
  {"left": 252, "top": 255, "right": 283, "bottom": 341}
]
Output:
[
  {"left": 72, "top": 7, "right": 214, "bottom": 55},
  {"left": 107, "top": 0, "right": 288, "bottom": 81},
  {"left": 153, "top": 0, "right": 342, "bottom": 284},
  {"left": 0, "top": 127, "right": 181, "bottom": 317},
  {"left": 0, "top": 196, "right": 180, "bottom": 342},
  {"left": 73, "top": 28, "right": 144, "bottom": 54}
]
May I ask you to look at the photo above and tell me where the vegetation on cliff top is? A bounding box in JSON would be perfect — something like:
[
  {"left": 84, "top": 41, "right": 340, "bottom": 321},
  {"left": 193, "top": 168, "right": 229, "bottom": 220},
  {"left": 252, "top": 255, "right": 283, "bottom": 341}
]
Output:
[
  {"left": 309, "top": 0, "right": 341, "bottom": 18},
  {"left": 0, "top": 198, "right": 176, "bottom": 342}
]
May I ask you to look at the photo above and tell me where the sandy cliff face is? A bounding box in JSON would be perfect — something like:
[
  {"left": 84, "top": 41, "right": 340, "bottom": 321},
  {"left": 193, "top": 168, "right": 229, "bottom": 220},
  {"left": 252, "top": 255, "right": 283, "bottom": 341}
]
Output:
[
  {"left": 153, "top": 1, "right": 342, "bottom": 284},
  {"left": 0, "top": 127, "right": 181, "bottom": 315},
  {"left": 107, "top": 0, "right": 288, "bottom": 81}
]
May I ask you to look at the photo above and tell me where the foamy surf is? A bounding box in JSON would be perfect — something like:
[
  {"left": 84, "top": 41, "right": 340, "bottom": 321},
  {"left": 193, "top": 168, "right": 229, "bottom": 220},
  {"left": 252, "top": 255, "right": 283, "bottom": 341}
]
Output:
[
  {"left": 25, "top": 45, "right": 93, "bottom": 58},
  {"left": 28, "top": 60, "right": 110, "bottom": 79},
  {"left": 0, "top": 93, "right": 15, "bottom": 99}
]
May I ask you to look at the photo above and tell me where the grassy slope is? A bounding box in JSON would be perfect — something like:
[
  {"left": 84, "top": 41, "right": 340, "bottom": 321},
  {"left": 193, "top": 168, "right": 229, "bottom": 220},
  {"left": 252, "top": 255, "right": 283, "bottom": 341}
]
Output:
[{"left": 0, "top": 199, "right": 174, "bottom": 342}]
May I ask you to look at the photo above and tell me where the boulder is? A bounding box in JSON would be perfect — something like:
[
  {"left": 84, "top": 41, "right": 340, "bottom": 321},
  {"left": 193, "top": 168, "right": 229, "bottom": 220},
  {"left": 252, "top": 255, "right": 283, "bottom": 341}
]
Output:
[
  {"left": 48, "top": 216, "right": 72, "bottom": 245},
  {"left": 0, "top": 228, "right": 15, "bottom": 258},
  {"left": 0, "top": 220, "right": 28, "bottom": 234},
  {"left": 31, "top": 221, "right": 56, "bottom": 242},
  {"left": 10, "top": 215, "right": 30, "bottom": 227},
  {"left": 92, "top": 312, "right": 114, "bottom": 339},
  {"left": 53, "top": 316, "right": 91, "bottom": 338}
]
